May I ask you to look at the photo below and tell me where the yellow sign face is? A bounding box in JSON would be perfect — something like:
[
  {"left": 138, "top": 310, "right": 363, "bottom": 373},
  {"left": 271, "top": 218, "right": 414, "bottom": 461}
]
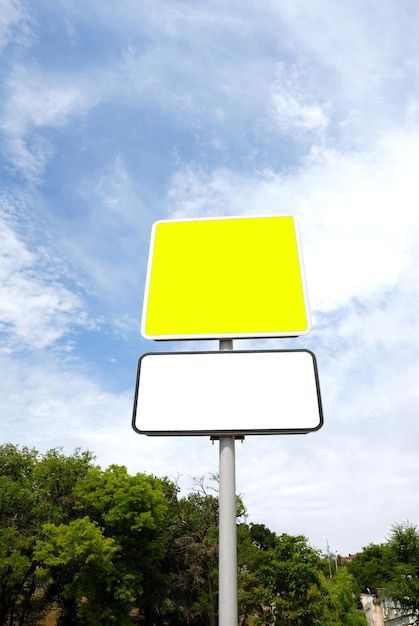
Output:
[{"left": 141, "top": 216, "right": 311, "bottom": 340}]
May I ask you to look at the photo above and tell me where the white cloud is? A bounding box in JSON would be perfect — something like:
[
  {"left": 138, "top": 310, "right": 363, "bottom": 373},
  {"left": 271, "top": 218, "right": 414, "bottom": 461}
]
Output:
[
  {"left": 0, "top": 0, "right": 34, "bottom": 52},
  {"left": 0, "top": 348, "right": 219, "bottom": 483},
  {"left": 59, "top": 155, "right": 153, "bottom": 302},
  {"left": 406, "top": 98, "right": 419, "bottom": 125},
  {"left": 0, "top": 215, "right": 89, "bottom": 351},
  {"left": 273, "top": 0, "right": 418, "bottom": 101},
  {"left": 272, "top": 63, "right": 329, "bottom": 132},
  {"left": 273, "top": 93, "right": 328, "bottom": 132},
  {"left": 4, "top": 134, "right": 53, "bottom": 182},
  {"left": 167, "top": 129, "right": 419, "bottom": 314},
  {"left": 2, "top": 69, "right": 89, "bottom": 134},
  {"left": 0, "top": 64, "right": 100, "bottom": 180}
]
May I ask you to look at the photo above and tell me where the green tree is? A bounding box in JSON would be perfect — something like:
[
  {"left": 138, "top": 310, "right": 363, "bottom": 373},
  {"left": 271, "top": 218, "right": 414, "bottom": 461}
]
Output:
[
  {"left": 249, "top": 523, "right": 277, "bottom": 551},
  {"left": 238, "top": 524, "right": 366, "bottom": 626},
  {"left": 0, "top": 528, "right": 32, "bottom": 625},
  {"left": 387, "top": 522, "right": 419, "bottom": 620},
  {"left": 250, "top": 533, "right": 333, "bottom": 625},
  {"left": 0, "top": 445, "right": 38, "bottom": 625},
  {"left": 0, "top": 444, "right": 96, "bottom": 625},
  {"left": 33, "top": 447, "right": 95, "bottom": 523},
  {"left": 160, "top": 475, "right": 246, "bottom": 626},
  {"left": 0, "top": 445, "right": 174, "bottom": 625},
  {"left": 347, "top": 542, "right": 395, "bottom": 594},
  {"left": 325, "top": 567, "right": 367, "bottom": 625},
  {"left": 35, "top": 517, "right": 121, "bottom": 626},
  {"left": 237, "top": 523, "right": 272, "bottom": 625},
  {"left": 163, "top": 489, "right": 220, "bottom": 626},
  {"left": 73, "top": 464, "right": 171, "bottom": 623}
]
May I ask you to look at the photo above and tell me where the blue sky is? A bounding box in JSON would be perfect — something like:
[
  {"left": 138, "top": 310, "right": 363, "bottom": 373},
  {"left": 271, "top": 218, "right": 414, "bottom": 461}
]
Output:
[{"left": 1, "top": 0, "right": 419, "bottom": 555}]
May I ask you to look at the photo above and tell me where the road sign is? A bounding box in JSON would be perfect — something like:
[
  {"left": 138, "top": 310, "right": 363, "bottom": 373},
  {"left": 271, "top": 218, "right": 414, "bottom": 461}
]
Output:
[
  {"left": 132, "top": 350, "right": 323, "bottom": 436},
  {"left": 141, "top": 216, "right": 311, "bottom": 340}
]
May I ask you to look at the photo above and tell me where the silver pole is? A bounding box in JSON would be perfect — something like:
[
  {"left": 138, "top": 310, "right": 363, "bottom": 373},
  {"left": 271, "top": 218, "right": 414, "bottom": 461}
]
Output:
[{"left": 218, "top": 339, "right": 238, "bottom": 626}]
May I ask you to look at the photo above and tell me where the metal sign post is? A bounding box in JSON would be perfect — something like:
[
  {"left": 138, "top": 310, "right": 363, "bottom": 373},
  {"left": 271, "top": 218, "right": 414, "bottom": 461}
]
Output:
[
  {"left": 218, "top": 340, "right": 238, "bottom": 626},
  {"left": 219, "top": 435, "right": 238, "bottom": 626},
  {"left": 133, "top": 215, "right": 324, "bottom": 626}
]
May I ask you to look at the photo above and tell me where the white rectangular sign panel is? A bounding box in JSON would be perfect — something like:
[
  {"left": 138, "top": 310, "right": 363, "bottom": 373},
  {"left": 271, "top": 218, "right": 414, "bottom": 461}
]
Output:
[{"left": 132, "top": 350, "right": 323, "bottom": 436}]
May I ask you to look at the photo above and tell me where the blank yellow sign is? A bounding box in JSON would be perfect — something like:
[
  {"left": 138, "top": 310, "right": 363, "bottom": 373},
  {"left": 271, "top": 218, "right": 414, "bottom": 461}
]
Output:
[{"left": 141, "top": 216, "right": 311, "bottom": 339}]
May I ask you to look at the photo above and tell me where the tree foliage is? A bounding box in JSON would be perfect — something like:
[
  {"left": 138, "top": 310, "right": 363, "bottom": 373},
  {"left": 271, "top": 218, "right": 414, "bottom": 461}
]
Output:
[
  {"left": 35, "top": 517, "right": 120, "bottom": 626},
  {"left": 74, "top": 464, "right": 171, "bottom": 622},
  {"left": 347, "top": 542, "right": 395, "bottom": 593},
  {"left": 0, "top": 445, "right": 170, "bottom": 625},
  {"left": 348, "top": 522, "right": 419, "bottom": 623},
  {"left": 163, "top": 489, "right": 219, "bottom": 625},
  {"left": 386, "top": 522, "right": 419, "bottom": 619},
  {"left": 237, "top": 523, "right": 366, "bottom": 626},
  {"left": 324, "top": 568, "right": 368, "bottom": 626},
  {"left": 6, "top": 442, "right": 419, "bottom": 626},
  {"left": 251, "top": 532, "right": 332, "bottom": 625},
  {"left": 0, "top": 444, "right": 95, "bottom": 625}
]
